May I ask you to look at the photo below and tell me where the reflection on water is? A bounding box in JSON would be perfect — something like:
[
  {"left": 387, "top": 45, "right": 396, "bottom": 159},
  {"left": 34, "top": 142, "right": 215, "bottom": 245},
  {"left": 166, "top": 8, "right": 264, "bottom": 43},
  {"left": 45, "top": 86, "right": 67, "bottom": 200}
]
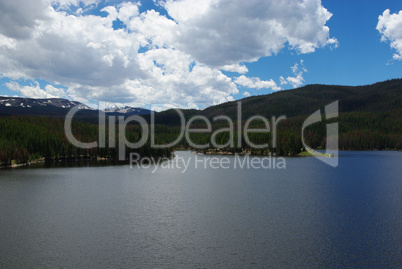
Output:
[{"left": 0, "top": 151, "right": 401, "bottom": 268}]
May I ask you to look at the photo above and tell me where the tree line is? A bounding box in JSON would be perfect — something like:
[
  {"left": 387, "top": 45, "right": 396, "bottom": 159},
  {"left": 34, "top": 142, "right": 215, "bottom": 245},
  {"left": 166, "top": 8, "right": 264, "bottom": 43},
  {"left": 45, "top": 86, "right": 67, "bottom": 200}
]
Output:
[{"left": 0, "top": 116, "right": 172, "bottom": 166}]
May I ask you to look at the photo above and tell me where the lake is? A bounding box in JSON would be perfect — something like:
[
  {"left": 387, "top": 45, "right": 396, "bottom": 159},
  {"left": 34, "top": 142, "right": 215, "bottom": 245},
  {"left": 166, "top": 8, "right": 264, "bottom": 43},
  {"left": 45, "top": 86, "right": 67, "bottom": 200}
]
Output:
[{"left": 0, "top": 151, "right": 401, "bottom": 268}]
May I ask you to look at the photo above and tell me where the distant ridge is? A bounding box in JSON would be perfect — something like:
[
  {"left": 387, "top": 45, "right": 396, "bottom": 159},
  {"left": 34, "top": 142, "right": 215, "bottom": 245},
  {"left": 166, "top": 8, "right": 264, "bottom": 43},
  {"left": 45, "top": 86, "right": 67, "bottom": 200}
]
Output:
[
  {"left": 0, "top": 96, "right": 151, "bottom": 117},
  {"left": 103, "top": 105, "right": 151, "bottom": 115},
  {"left": 0, "top": 96, "right": 91, "bottom": 110},
  {"left": 153, "top": 78, "right": 402, "bottom": 125},
  {"left": 199, "top": 78, "right": 402, "bottom": 119}
]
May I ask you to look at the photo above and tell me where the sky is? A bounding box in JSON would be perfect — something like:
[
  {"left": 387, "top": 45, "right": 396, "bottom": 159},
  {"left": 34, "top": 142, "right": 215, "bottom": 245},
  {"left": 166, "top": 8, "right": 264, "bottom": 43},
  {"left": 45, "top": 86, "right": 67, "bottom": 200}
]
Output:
[{"left": 0, "top": 0, "right": 401, "bottom": 110}]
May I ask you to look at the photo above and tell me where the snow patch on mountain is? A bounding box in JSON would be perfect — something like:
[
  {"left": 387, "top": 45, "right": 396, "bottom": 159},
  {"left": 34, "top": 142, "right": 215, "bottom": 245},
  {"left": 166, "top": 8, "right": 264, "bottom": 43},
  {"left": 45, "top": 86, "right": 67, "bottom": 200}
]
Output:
[
  {"left": 0, "top": 96, "right": 93, "bottom": 110},
  {"left": 0, "top": 96, "right": 151, "bottom": 115},
  {"left": 103, "top": 105, "right": 151, "bottom": 115}
]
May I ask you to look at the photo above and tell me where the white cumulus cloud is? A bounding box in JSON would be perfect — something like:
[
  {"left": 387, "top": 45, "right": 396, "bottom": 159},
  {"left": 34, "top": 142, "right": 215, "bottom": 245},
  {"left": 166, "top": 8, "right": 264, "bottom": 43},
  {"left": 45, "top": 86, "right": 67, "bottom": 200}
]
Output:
[
  {"left": 235, "top": 75, "right": 281, "bottom": 91},
  {"left": 50, "top": 0, "right": 101, "bottom": 9},
  {"left": 219, "top": 64, "right": 249, "bottom": 74},
  {"left": 6, "top": 81, "right": 66, "bottom": 99},
  {"left": 377, "top": 9, "right": 402, "bottom": 60},
  {"left": 161, "top": 0, "right": 338, "bottom": 66}
]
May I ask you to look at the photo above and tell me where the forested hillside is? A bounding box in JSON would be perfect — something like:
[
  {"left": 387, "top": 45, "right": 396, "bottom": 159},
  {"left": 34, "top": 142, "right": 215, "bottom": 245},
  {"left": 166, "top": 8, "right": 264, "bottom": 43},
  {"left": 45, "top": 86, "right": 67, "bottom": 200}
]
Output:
[
  {"left": 155, "top": 79, "right": 402, "bottom": 123},
  {"left": 152, "top": 79, "right": 401, "bottom": 154},
  {"left": 0, "top": 116, "right": 172, "bottom": 166}
]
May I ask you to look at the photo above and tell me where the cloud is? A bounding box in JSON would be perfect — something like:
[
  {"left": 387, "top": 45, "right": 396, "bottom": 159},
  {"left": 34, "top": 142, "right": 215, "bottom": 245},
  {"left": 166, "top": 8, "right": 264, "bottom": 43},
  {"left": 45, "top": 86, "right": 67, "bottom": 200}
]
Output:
[
  {"left": 161, "top": 0, "right": 337, "bottom": 66},
  {"left": 219, "top": 64, "right": 248, "bottom": 74},
  {"left": 377, "top": 9, "right": 402, "bottom": 60},
  {"left": 6, "top": 81, "right": 66, "bottom": 98},
  {"left": 243, "top": 91, "right": 251, "bottom": 97},
  {"left": 0, "top": 4, "right": 143, "bottom": 85},
  {"left": 44, "top": 84, "right": 67, "bottom": 97},
  {"left": 50, "top": 0, "right": 101, "bottom": 9},
  {"left": 0, "top": 0, "right": 49, "bottom": 39},
  {"left": 234, "top": 75, "right": 281, "bottom": 91},
  {"left": 133, "top": 48, "right": 239, "bottom": 106},
  {"left": 0, "top": 0, "right": 336, "bottom": 108},
  {"left": 280, "top": 60, "right": 307, "bottom": 88}
]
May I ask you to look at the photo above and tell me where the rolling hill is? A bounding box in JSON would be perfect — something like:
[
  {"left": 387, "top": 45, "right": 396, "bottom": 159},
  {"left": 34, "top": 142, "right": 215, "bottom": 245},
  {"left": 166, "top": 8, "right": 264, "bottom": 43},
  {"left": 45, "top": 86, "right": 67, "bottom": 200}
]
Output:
[{"left": 154, "top": 78, "right": 402, "bottom": 125}]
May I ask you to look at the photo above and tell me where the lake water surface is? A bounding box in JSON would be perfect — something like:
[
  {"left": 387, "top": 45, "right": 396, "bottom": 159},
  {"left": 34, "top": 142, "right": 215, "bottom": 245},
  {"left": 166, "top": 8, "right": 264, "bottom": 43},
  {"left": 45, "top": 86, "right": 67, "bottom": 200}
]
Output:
[{"left": 0, "top": 151, "right": 401, "bottom": 268}]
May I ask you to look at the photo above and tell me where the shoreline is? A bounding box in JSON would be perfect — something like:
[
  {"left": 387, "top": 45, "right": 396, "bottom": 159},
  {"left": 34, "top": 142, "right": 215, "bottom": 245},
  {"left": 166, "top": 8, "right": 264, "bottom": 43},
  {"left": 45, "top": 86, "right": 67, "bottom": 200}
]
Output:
[
  {"left": 1, "top": 149, "right": 401, "bottom": 169},
  {"left": 191, "top": 148, "right": 335, "bottom": 158},
  {"left": 189, "top": 148, "right": 401, "bottom": 157},
  {"left": 0, "top": 155, "right": 174, "bottom": 169}
]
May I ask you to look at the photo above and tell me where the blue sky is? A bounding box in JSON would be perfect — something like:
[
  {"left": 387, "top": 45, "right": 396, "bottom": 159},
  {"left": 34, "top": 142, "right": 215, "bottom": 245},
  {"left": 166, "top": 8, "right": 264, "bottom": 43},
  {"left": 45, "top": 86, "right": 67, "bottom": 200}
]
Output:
[{"left": 0, "top": 0, "right": 400, "bottom": 109}]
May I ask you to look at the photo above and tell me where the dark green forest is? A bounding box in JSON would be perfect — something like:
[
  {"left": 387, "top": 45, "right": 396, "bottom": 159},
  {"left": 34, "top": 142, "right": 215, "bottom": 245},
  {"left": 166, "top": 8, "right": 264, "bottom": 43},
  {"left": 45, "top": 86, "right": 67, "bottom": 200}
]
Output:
[
  {"left": 0, "top": 116, "right": 172, "bottom": 166},
  {"left": 0, "top": 79, "right": 401, "bottom": 166}
]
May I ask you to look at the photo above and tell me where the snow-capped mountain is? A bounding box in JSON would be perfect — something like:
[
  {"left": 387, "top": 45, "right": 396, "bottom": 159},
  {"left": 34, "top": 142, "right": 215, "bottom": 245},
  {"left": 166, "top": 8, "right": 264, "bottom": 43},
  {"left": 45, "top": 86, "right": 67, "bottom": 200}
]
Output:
[
  {"left": 0, "top": 96, "right": 92, "bottom": 110},
  {"left": 103, "top": 105, "right": 151, "bottom": 115},
  {"left": 0, "top": 96, "right": 152, "bottom": 116}
]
